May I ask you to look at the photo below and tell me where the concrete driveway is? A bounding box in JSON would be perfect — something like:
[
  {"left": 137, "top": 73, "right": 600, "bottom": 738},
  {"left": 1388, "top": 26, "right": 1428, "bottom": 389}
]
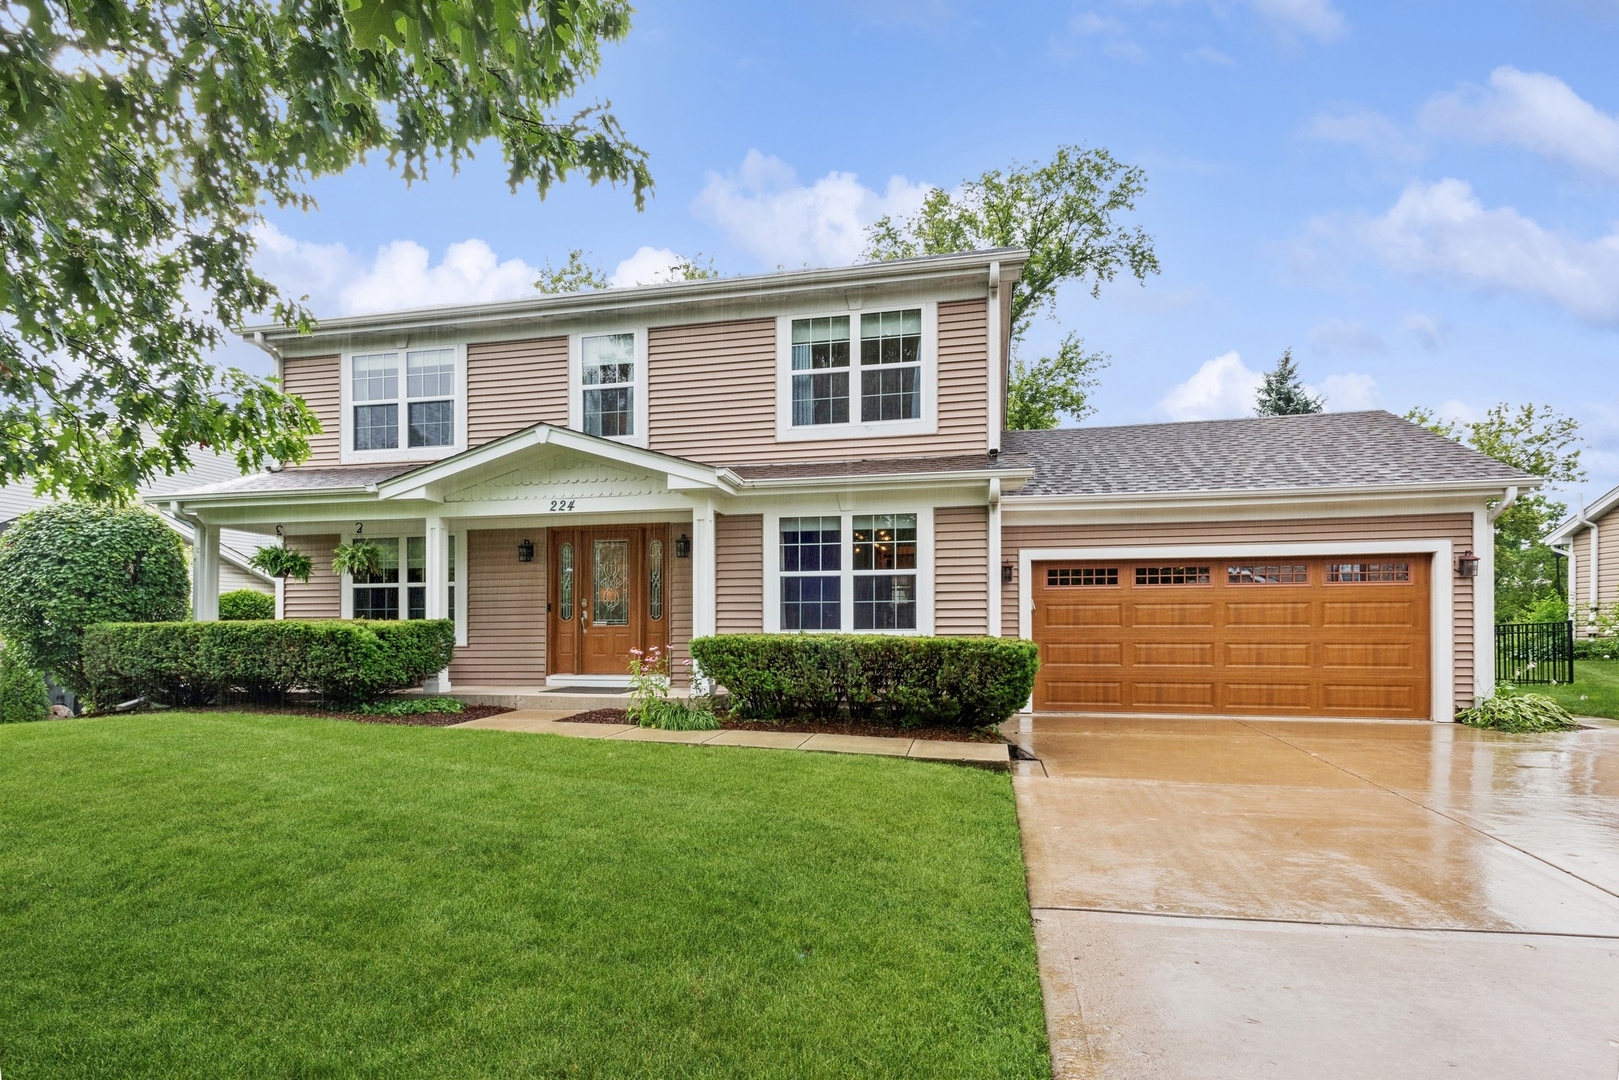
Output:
[{"left": 1008, "top": 715, "right": 1619, "bottom": 1079}]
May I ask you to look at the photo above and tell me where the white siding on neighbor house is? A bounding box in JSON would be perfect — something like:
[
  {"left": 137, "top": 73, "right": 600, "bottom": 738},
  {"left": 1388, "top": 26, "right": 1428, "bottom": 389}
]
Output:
[{"left": 1570, "top": 512, "right": 1619, "bottom": 634}]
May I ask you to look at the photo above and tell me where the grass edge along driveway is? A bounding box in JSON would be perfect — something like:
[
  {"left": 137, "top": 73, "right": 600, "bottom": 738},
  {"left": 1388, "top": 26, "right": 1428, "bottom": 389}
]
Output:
[
  {"left": 1523, "top": 659, "right": 1619, "bottom": 721},
  {"left": 0, "top": 712, "right": 1050, "bottom": 1079}
]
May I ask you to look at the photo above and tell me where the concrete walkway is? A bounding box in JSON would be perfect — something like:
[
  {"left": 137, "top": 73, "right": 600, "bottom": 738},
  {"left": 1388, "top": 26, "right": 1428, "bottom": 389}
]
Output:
[
  {"left": 452, "top": 709, "right": 1009, "bottom": 767},
  {"left": 1008, "top": 714, "right": 1619, "bottom": 1079}
]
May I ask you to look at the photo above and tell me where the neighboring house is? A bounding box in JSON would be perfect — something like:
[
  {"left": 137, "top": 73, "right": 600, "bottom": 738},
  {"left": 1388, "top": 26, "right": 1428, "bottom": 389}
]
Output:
[
  {"left": 0, "top": 455, "right": 274, "bottom": 596},
  {"left": 1548, "top": 484, "right": 1619, "bottom": 635},
  {"left": 161, "top": 250, "right": 1531, "bottom": 719}
]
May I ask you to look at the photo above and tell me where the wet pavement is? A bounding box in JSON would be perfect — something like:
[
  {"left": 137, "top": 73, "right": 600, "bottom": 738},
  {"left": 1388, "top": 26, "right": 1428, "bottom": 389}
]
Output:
[{"left": 1007, "top": 715, "right": 1619, "bottom": 1079}]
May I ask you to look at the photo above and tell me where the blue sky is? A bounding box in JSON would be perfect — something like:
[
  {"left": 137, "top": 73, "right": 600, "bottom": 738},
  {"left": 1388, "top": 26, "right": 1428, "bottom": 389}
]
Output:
[{"left": 245, "top": 0, "right": 1619, "bottom": 505}]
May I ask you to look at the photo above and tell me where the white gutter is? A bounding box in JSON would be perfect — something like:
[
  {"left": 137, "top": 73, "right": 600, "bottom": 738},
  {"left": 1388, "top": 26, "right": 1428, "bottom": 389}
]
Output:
[
  {"left": 1487, "top": 485, "right": 1520, "bottom": 523},
  {"left": 986, "top": 260, "right": 1002, "bottom": 455},
  {"left": 1004, "top": 477, "right": 1536, "bottom": 510}
]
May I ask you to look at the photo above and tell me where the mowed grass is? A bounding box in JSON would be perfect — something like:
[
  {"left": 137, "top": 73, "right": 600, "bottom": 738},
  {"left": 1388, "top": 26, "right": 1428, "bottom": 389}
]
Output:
[
  {"left": 1530, "top": 659, "right": 1619, "bottom": 720},
  {"left": 0, "top": 713, "right": 1049, "bottom": 1078}
]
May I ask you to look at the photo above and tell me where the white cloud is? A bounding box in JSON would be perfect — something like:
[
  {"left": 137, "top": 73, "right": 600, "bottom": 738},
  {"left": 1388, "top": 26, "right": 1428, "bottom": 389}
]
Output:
[
  {"left": 1250, "top": 0, "right": 1347, "bottom": 42},
  {"left": 1308, "top": 317, "right": 1386, "bottom": 354},
  {"left": 1317, "top": 372, "right": 1380, "bottom": 410},
  {"left": 252, "top": 223, "right": 541, "bottom": 315},
  {"left": 694, "top": 150, "right": 931, "bottom": 269},
  {"left": 1362, "top": 178, "right": 1619, "bottom": 324},
  {"left": 1159, "top": 351, "right": 1264, "bottom": 421},
  {"left": 1187, "top": 45, "right": 1236, "bottom": 66},
  {"left": 1402, "top": 312, "right": 1451, "bottom": 350},
  {"left": 1067, "top": 11, "right": 1148, "bottom": 62},
  {"left": 1306, "top": 106, "right": 1422, "bottom": 162},
  {"left": 610, "top": 246, "right": 695, "bottom": 288},
  {"left": 1420, "top": 66, "right": 1619, "bottom": 182}
]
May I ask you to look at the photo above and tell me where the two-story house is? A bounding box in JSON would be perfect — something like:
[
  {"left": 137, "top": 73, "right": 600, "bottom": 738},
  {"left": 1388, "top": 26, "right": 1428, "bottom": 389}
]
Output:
[{"left": 163, "top": 249, "right": 1531, "bottom": 720}]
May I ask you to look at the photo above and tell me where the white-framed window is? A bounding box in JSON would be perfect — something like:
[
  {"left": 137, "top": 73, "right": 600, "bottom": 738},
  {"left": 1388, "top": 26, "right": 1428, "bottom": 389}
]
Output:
[
  {"left": 569, "top": 328, "right": 649, "bottom": 447},
  {"left": 765, "top": 508, "right": 933, "bottom": 633},
  {"left": 775, "top": 303, "right": 936, "bottom": 442},
  {"left": 340, "top": 346, "right": 468, "bottom": 464},
  {"left": 340, "top": 533, "right": 466, "bottom": 630}
]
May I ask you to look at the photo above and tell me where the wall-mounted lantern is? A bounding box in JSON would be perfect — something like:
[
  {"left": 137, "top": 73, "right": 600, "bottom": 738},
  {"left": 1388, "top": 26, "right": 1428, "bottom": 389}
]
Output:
[
  {"left": 1457, "top": 550, "right": 1479, "bottom": 578},
  {"left": 517, "top": 538, "right": 535, "bottom": 563},
  {"left": 1001, "top": 562, "right": 1016, "bottom": 584},
  {"left": 674, "top": 533, "right": 691, "bottom": 559}
]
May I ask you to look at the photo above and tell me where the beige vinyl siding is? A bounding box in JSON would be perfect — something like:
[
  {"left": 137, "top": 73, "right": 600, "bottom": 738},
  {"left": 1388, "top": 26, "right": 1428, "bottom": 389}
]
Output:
[
  {"left": 933, "top": 505, "right": 989, "bottom": 635},
  {"left": 715, "top": 513, "right": 764, "bottom": 633},
  {"left": 282, "top": 535, "right": 340, "bottom": 619},
  {"left": 467, "top": 337, "right": 568, "bottom": 447},
  {"left": 668, "top": 535, "right": 693, "bottom": 666},
  {"left": 281, "top": 354, "right": 341, "bottom": 467},
  {"left": 220, "top": 563, "right": 271, "bottom": 595},
  {"left": 450, "top": 528, "right": 546, "bottom": 686},
  {"left": 645, "top": 299, "right": 990, "bottom": 463},
  {"left": 1000, "top": 514, "right": 1478, "bottom": 709},
  {"left": 1571, "top": 517, "right": 1619, "bottom": 634}
]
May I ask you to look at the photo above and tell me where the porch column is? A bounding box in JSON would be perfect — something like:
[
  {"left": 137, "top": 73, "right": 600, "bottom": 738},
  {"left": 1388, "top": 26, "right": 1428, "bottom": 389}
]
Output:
[
  {"left": 192, "top": 522, "right": 220, "bottom": 622},
  {"left": 692, "top": 497, "right": 717, "bottom": 640},
  {"left": 424, "top": 514, "right": 451, "bottom": 692}
]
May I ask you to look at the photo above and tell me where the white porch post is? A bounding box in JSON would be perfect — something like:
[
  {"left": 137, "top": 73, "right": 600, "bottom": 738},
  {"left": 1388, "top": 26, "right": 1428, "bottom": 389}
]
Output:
[
  {"left": 692, "top": 497, "right": 717, "bottom": 640},
  {"left": 192, "top": 522, "right": 220, "bottom": 622},
  {"left": 424, "top": 514, "right": 452, "bottom": 691}
]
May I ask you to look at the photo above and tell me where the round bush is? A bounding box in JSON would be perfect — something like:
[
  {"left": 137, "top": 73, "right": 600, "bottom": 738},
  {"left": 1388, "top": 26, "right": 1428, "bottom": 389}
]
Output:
[
  {"left": 0, "top": 643, "right": 51, "bottom": 723},
  {"left": 0, "top": 504, "right": 190, "bottom": 697},
  {"left": 219, "top": 589, "right": 275, "bottom": 621}
]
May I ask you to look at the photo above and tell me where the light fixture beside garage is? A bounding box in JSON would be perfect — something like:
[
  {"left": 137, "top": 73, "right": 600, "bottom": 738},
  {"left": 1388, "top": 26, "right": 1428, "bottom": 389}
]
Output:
[
  {"left": 517, "top": 538, "right": 535, "bottom": 563},
  {"left": 1456, "top": 550, "right": 1479, "bottom": 578}
]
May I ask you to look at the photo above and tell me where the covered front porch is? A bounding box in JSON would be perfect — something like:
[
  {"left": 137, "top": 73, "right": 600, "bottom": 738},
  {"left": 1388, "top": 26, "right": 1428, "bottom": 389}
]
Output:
[{"left": 165, "top": 424, "right": 737, "bottom": 690}]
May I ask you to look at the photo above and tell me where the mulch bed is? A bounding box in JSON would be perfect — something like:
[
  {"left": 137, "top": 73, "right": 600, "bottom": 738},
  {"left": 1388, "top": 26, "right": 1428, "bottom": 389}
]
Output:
[{"left": 558, "top": 707, "right": 1003, "bottom": 743}]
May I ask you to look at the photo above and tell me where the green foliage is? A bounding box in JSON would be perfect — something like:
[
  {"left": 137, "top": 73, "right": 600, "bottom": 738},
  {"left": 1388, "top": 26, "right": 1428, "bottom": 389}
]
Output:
[
  {"left": 534, "top": 249, "right": 611, "bottom": 293},
  {"left": 248, "top": 545, "right": 313, "bottom": 583},
  {"left": 1590, "top": 604, "right": 1619, "bottom": 639},
  {"left": 1523, "top": 593, "right": 1569, "bottom": 624},
  {"left": 691, "top": 634, "right": 1040, "bottom": 730},
  {"left": 1572, "top": 638, "right": 1617, "bottom": 661},
  {"left": 1005, "top": 332, "right": 1108, "bottom": 430},
  {"left": 1457, "top": 690, "right": 1578, "bottom": 732},
  {"left": 1, "top": 0, "right": 651, "bottom": 501},
  {"left": 81, "top": 619, "right": 455, "bottom": 707},
  {"left": 1254, "top": 349, "right": 1323, "bottom": 416},
  {"left": 352, "top": 696, "right": 465, "bottom": 717},
  {"left": 0, "top": 643, "right": 52, "bottom": 724},
  {"left": 640, "top": 697, "right": 722, "bottom": 731},
  {"left": 218, "top": 589, "right": 276, "bottom": 621},
  {"left": 331, "top": 539, "right": 387, "bottom": 579},
  {"left": 0, "top": 504, "right": 190, "bottom": 696},
  {"left": 1407, "top": 403, "right": 1585, "bottom": 622}
]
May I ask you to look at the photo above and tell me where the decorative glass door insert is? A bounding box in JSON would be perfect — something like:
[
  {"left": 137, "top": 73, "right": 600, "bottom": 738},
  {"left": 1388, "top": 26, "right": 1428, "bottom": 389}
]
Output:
[{"left": 592, "top": 539, "right": 630, "bottom": 626}]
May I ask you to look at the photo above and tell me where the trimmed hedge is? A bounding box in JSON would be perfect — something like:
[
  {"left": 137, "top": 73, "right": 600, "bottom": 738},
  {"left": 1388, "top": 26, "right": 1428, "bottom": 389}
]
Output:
[
  {"left": 82, "top": 620, "right": 455, "bottom": 707},
  {"left": 0, "top": 643, "right": 51, "bottom": 723},
  {"left": 689, "top": 634, "right": 1039, "bottom": 729},
  {"left": 1574, "top": 637, "right": 1617, "bottom": 661},
  {"left": 219, "top": 589, "right": 276, "bottom": 621}
]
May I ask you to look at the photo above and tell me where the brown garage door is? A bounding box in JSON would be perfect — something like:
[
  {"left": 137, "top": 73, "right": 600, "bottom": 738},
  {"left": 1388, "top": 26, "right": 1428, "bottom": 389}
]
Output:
[{"left": 1032, "top": 556, "right": 1431, "bottom": 718}]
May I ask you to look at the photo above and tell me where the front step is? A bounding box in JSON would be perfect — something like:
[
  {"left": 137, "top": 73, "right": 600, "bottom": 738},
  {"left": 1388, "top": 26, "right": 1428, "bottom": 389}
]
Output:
[{"left": 410, "top": 684, "right": 689, "bottom": 712}]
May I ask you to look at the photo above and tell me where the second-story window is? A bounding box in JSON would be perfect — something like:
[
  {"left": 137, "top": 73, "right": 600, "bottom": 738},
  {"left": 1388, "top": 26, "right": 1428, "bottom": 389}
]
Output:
[
  {"left": 860, "top": 310, "right": 921, "bottom": 422},
  {"left": 778, "top": 305, "right": 934, "bottom": 440},
  {"left": 347, "top": 347, "right": 459, "bottom": 458},
  {"left": 582, "top": 333, "right": 636, "bottom": 438},
  {"left": 791, "top": 316, "right": 850, "bottom": 426}
]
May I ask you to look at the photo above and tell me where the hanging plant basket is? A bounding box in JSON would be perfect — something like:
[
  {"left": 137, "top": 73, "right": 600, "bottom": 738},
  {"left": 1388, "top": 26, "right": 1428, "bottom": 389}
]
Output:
[
  {"left": 332, "top": 539, "right": 387, "bottom": 580},
  {"left": 248, "top": 545, "right": 314, "bottom": 583}
]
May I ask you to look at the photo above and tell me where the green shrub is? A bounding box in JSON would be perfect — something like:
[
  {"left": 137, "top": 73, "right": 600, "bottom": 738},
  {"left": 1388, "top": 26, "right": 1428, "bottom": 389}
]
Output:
[
  {"left": 0, "top": 504, "right": 189, "bottom": 696},
  {"left": 1573, "top": 637, "right": 1617, "bottom": 661},
  {"left": 352, "top": 696, "right": 464, "bottom": 717},
  {"left": 690, "top": 634, "right": 1039, "bottom": 730},
  {"left": 639, "top": 697, "right": 720, "bottom": 731},
  {"left": 218, "top": 589, "right": 275, "bottom": 621},
  {"left": 82, "top": 620, "right": 455, "bottom": 707},
  {"left": 1457, "top": 691, "right": 1578, "bottom": 732},
  {"left": 0, "top": 644, "right": 51, "bottom": 723}
]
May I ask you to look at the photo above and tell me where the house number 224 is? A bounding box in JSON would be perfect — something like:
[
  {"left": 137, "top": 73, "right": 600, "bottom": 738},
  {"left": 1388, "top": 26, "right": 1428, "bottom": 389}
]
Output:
[{"left": 548, "top": 499, "right": 577, "bottom": 512}]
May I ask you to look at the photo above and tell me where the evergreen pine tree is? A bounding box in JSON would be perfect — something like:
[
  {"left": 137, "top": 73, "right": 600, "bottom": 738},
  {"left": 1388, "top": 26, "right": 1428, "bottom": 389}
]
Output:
[{"left": 1254, "top": 349, "right": 1324, "bottom": 416}]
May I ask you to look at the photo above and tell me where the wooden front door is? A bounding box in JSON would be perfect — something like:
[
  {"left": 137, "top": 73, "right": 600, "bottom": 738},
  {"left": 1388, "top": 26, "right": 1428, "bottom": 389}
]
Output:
[
  {"left": 1031, "top": 555, "right": 1431, "bottom": 718},
  {"left": 548, "top": 526, "right": 669, "bottom": 678}
]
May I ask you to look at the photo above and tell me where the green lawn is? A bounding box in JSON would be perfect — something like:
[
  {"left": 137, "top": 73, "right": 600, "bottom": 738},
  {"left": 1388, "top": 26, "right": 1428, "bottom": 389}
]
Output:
[
  {"left": 0, "top": 713, "right": 1049, "bottom": 1078},
  {"left": 1530, "top": 659, "right": 1619, "bottom": 720}
]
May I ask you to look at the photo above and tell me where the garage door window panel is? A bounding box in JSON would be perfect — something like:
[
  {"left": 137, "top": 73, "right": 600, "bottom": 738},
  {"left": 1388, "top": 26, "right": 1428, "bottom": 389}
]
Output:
[
  {"left": 1136, "top": 565, "right": 1212, "bottom": 585},
  {"left": 1228, "top": 564, "right": 1309, "bottom": 585},
  {"left": 1048, "top": 567, "right": 1118, "bottom": 587},
  {"left": 1327, "top": 562, "right": 1410, "bottom": 583}
]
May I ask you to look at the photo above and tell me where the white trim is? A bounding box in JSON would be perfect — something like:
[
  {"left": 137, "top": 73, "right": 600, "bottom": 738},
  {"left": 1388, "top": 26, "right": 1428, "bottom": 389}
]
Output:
[
  {"left": 338, "top": 344, "right": 469, "bottom": 465},
  {"left": 568, "top": 327, "right": 649, "bottom": 449},
  {"left": 1016, "top": 540, "right": 1456, "bottom": 723},
  {"left": 274, "top": 574, "right": 285, "bottom": 620},
  {"left": 762, "top": 504, "right": 935, "bottom": 635},
  {"left": 773, "top": 303, "right": 938, "bottom": 443},
  {"left": 692, "top": 497, "right": 717, "bottom": 640},
  {"left": 986, "top": 262, "right": 1002, "bottom": 454},
  {"left": 1473, "top": 508, "right": 1495, "bottom": 696},
  {"left": 987, "top": 478, "right": 1003, "bottom": 637},
  {"left": 450, "top": 528, "right": 468, "bottom": 647}
]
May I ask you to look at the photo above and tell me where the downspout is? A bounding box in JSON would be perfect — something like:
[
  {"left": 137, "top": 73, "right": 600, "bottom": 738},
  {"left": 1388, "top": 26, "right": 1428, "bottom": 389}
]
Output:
[
  {"left": 986, "top": 261, "right": 1002, "bottom": 454},
  {"left": 987, "top": 477, "right": 1002, "bottom": 637}
]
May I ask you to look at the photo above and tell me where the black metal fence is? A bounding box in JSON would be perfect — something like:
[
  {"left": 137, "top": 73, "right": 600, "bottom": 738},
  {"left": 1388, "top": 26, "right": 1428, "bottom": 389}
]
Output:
[{"left": 1496, "top": 621, "right": 1575, "bottom": 685}]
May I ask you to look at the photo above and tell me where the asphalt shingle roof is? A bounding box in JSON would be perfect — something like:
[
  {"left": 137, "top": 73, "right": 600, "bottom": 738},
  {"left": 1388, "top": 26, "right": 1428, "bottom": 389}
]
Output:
[
  {"left": 1002, "top": 410, "right": 1529, "bottom": 497},
  {"left": 170, "top": 463, "right": 419, "bottom": 497}
]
